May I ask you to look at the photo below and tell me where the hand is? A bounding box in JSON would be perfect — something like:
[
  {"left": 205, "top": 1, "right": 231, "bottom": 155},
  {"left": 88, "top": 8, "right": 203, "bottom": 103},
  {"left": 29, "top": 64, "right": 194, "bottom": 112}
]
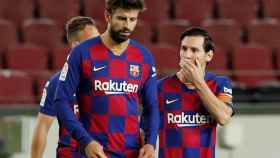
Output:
[
  {"left": 180, "top": 58, "right": 205, "bottom": 86},
  {"left": 138, "top": 144, "right": 155, "bottom": 158},
  {"left": 85, "top": 140, "right": 107, "bottom": 158}
]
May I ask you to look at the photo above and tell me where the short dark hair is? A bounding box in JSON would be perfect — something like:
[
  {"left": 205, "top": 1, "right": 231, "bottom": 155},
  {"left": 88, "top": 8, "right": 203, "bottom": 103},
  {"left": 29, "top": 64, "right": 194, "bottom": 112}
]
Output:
[
  {"left": 65, "top": 16, "right": 96, "bottom": 42},
  {"left": 180, "top": 27, "right": 215, "bottom": 52},
  {"left": 106, "top": 0, "right": 145, "bottom": 14}
]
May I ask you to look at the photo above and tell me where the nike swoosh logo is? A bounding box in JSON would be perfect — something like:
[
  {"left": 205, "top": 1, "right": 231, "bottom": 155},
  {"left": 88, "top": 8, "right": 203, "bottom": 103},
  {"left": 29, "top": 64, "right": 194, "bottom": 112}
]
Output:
[
  {"left": 166, "top": 99, "right": 178, "bottom": 104},
  {"left": 93, "top": 66, "right": 106, "bottom": 72}
]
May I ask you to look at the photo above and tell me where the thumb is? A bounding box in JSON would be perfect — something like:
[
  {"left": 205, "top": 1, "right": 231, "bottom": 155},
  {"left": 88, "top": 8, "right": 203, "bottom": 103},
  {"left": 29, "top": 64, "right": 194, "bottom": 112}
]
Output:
[
  {"left": 96, "top": 149, "right": 107, "bottom": 158},
  {"left": 138, "top": 147, "right": 145, "bottom": 158},
  {"left": 96, "top": 145, "right": 107, "bottom": 158}
]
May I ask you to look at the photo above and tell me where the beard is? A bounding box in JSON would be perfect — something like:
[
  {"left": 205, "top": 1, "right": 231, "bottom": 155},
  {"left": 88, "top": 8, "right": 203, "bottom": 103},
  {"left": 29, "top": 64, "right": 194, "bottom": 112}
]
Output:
[{"left": 109, "top": 27, "right": 131, "bottom": 43}]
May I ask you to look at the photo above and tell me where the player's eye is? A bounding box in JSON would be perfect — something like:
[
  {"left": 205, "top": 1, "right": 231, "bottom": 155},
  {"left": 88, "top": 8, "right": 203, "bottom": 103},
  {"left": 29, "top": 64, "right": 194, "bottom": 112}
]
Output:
[
  {"left": 129, "top": 17, "right": 137, "bottom": 22},
  {"left": 191, "top": 48, "right": 199, "bottom": 53},
  {"left": 181, "top": 46, "right": 187, "bottom": 51},
  {"left": 117, "top": 16, "right": 127, "bottom": 21}
]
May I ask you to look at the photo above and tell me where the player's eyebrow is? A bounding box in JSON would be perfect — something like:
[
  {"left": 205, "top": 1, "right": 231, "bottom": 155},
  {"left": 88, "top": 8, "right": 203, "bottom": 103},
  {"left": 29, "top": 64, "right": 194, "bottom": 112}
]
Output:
[{"left": 181, "top": 45, "right": 201, "bottom": 52}]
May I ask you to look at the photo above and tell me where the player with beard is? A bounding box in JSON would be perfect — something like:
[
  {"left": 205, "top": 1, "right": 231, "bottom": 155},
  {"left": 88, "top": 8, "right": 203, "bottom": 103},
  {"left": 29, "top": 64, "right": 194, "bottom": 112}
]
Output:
[{"left": 54, "top": 0, "right": 159, "bottom": 158}]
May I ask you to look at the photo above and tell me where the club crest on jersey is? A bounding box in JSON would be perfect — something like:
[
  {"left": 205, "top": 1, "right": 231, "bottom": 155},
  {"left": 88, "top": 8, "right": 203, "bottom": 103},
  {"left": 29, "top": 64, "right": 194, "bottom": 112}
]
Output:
[{"left": 129, "top": 65, "right": 140, "bottom": 77}]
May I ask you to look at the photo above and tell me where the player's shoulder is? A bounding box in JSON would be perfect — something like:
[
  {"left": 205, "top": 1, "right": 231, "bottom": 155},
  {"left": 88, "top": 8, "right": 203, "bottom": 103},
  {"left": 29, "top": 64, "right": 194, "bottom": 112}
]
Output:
[
  {"left": 46, "top": 72, "right": 61, "bottom": 89},
  {"left": 157, "top": 74, "right": 177, "bottom": 87},
  {"left": 158, "top": 75, "right": 172, "bottom": 83},
  {"left": 129, "top": 39, "right": 148, "bottom": 51},
  {"left": 205, "top": 71, "right": 232, "bottom": 85},
  {"left": 39, "top": 72, "right": 61, "bottom": 113},
  {"left": 129, "top": 39, "right": 153, "bottom": 59},
  {"left": 49, "top": 72, "right": 60, "bottom": 82},
  {"left": 71, "top": 36, "right": 101, "bottom": 53},
  {"left": 80, "top": 36, "right": 101, "bottom": 47}
]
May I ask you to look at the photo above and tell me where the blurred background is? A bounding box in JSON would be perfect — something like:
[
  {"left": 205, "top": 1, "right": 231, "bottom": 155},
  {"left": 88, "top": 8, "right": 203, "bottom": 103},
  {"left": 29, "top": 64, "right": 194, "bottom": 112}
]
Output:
[{"left": 0, "top": 0, "right": 279, "bottom": 158}]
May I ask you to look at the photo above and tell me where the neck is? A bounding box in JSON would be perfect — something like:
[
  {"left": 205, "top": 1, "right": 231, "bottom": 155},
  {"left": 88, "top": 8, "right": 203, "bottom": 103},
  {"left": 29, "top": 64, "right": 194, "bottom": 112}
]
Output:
[{"left": 101, "top": 30, "right": 129, "bottom": 55}]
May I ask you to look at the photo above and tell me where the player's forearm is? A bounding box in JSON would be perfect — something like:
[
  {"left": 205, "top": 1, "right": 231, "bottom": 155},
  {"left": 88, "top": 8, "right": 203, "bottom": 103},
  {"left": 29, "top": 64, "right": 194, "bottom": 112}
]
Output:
[
  {"left": 31, "top": 137, "right": 46, "bottom": 158},
  {"left": 140, "top": 101, "right": 159, "bottom": 147},
  {"left": 141, "top": 76, "right": 159, "bottom": 146},
  {"left": 31, "top": 125, "right": 48, "bottom": 158},
  {"left": 143, "top": 105, "right": 159, "bottom": 147},
  {"left": 195, "top": 81, "right": 233, "bottom": 125},
  {"left": 55, "top": 99, "right": 93, "bottom": 146}
]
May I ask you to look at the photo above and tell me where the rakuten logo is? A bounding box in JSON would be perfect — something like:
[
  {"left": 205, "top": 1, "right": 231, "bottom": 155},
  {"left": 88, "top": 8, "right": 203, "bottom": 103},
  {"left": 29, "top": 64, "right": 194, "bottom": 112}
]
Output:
[
  {"left": 94, "top": 80, "right": 139, "bottom": 94},
  {"left": 167, "top": 112, "right": 214, "bottom": 127}
]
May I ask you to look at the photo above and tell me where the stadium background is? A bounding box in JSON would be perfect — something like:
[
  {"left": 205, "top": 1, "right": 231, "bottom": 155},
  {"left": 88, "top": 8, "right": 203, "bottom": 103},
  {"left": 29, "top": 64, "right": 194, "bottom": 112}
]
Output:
[{"left": 0, "top": 0, "right": 279, "bottom": 157}]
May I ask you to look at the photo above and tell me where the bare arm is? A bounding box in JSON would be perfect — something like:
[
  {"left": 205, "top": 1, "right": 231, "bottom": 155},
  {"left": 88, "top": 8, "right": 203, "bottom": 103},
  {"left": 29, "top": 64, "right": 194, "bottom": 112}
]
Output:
[
  {"left": 180, "top": 58, "right": 233, "bottom": 125},
  {"left": 31, "top": 113, "right": 54, "bottom": 158},
  {"left": 194, "top": 81, "right": 233, "bottom": 125}
]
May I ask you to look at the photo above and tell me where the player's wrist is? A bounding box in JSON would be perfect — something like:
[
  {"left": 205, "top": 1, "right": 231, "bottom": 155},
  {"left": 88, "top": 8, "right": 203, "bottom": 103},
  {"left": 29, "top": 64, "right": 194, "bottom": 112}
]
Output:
[
  {"left": 145, "top": 139, "right": 157, "bottom": 149},
  {"left": 194, "top": 79, "right": 207, "bottom": 91},
  {"left": 80, "top": 135, "right": 94, "bottom": 148},
  {"left": 143, "top": 144, "right": 154, "bottom": 149}
]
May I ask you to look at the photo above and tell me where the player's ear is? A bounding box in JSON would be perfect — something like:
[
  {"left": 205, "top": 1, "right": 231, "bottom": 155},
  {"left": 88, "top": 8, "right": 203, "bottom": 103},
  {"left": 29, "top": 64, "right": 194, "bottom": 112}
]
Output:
[
  {"left": 104, "top": 10, "right": 111, "bottom": 23},
  {"left": 206, "top": 50, "right": 214, "bottom": 62}
]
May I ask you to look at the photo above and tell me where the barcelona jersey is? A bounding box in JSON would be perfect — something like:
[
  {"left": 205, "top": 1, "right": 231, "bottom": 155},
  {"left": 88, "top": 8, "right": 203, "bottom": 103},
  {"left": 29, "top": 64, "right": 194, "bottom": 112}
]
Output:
[
  {"left": 39, "top": 72, "right": 82, "bottom": 158},
  {"left": 157, "top": 72, "right": 233, "bottom": 158},
  {"left": 54, "top": 36, "right": 159, "bottom": 158}
]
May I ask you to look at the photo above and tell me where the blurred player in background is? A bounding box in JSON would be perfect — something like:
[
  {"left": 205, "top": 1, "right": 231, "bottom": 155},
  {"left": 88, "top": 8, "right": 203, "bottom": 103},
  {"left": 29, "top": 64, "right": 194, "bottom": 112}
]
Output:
[
  {"left": 156, "top": 27, "right": 234, "bottom": 158},
  {"left": 31, "top": 16, "right": 99, "bottom": 158},
  {"left": 54, "top": 0, "right": 159, "bottom": 158}
]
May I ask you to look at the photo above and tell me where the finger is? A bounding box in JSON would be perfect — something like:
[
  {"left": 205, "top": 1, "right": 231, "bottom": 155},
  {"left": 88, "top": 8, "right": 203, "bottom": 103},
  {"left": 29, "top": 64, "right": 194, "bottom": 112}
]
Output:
[
  {"left": 141, "top": 152, "right": 153, "bottom": 158},
  {"left": 185, "top": 60, "right": 198, "bottom": 73},
  {"left": 139, "top": 153, "right": 148, "bottom": 158},
  {"left": 180, "top": 60, "right": 191, "bottom": 70},
  {"left": 179, "top": 60, "right": 184, "bottom": 68},
  {"left": 95, "top": 144, "right": 107, "bottom": 158},
  {"left": 141, "top": 150, "right": 154, "bottom": 158},
  {"left": 181, "top": 60, "right": 195, "bottom": 71},
  {"left": 86, "top": 149, "right": 99, "bottom": 158},
  {"left": 96, "top": 150, "right": 107, "bottom": 158},
  {"left": 146, "top": 150, "right": 155, "bottom": 158},
  {"left": 138, "top": 148, "right": 145, "bottom": 158},
  {"left": 183, "top": 63, "right": 194, "bottom": 73},
  {"left": 195, "top": 58, "right": 201, "bottom": 68},
  {"left": 89, "top": 154, "right": 98, "bottom": 158},
  {"left": 85, "top": 151, "right": 95, "bottom": 158},
  {"left": 141, "top": 153, "right": 150, "bottom": 158},
  {"left": 147, "top": 154, "right": 154, "bottom": 158},
  {"left": 187, "top": 60, "right": 196, "bottom": 68}
]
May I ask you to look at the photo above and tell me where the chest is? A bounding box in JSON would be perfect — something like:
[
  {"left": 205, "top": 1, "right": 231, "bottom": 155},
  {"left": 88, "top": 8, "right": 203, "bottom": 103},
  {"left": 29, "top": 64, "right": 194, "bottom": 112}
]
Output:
[
  {"left": 159, "top": 82, "right": 218, "bottom": 112},
  {"left": 80, "top": 50, "right": 150, "bottom": 94}
]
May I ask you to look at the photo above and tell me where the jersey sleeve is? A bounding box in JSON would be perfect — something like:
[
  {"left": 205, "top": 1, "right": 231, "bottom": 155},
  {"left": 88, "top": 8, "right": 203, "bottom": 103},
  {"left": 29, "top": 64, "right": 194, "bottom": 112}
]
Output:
[
  {"left": 54, "top": 46, "right": 93, "bottom": 146},
  {"left": 216, "top": 76, "right": 235, "bottom": 114},
  {"left": 140, "top": 52, "right": 160, "bottom": 147},
  {"left": 39, "top": 80, "right": 56, "bottom": 117}
]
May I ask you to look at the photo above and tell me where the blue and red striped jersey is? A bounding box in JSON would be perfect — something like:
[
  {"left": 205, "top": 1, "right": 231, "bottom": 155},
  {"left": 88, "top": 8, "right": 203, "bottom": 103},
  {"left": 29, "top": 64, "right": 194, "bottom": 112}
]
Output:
[
  {"left": 157, "top": 72, "right": 233, "bottom": 158},
  {"left": 39, "top": 72, "right": 80, "bottom": 149},
  {"left": 54, "top": 36, "right": 159, "bottom": 158}
]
